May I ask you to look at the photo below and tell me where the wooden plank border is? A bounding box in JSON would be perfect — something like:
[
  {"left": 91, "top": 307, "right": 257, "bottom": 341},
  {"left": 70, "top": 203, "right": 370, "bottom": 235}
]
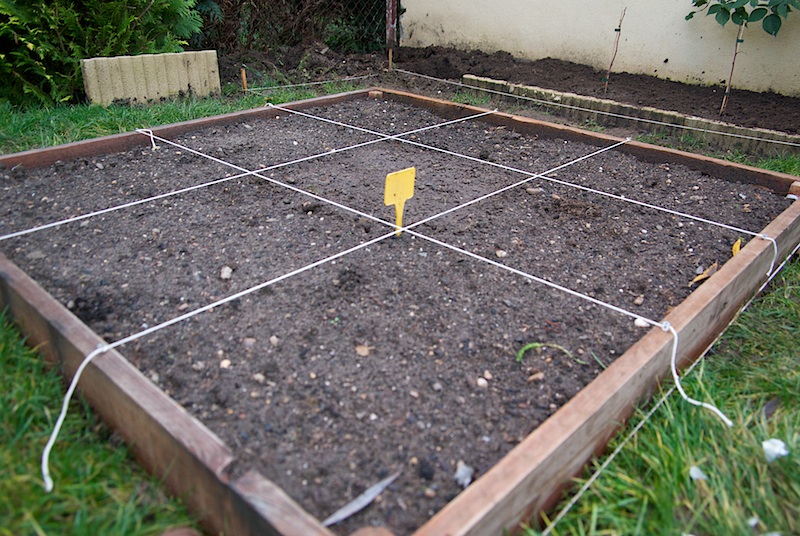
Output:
[{"left": 1, "top": 88, "right": 799, "bottom": 536}]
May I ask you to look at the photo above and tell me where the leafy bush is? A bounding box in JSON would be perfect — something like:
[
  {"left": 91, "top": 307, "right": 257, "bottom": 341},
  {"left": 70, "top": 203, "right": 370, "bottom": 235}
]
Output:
[
  {"left": 687, "top": 0, "right": 800, "bottom": 35},
  {"left": 0, "top": 0, "right": 202, "bottom": 107}
]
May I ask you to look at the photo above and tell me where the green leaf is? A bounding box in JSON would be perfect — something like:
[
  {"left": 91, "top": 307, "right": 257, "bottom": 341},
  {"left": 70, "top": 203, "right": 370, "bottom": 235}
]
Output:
[
  {"left": 776, "top": 2, "right": 790, "bottom": 16},
  {"left": 732, "top": 7, "right": 748, "bottom": 23},
  {"left": 686, "top": 12, "right": 696, "bottom": 20},
  {"left": 716, "top": 7, "right": 732, "bottom": 24},
  {"left": 749, "top": 6, "right": 769, "bottom": 20},
  {"left": 708, "top": 3, "right": 723, "bottom": 14},
  {"left": 763, "top": 12, "right": 783, "bottom": 33},
  {"left": 731, "top": 0, "right": 751, "bottom": 7},
  {"left": 750, "top": 0, "right": 760, "bottom": 6}
]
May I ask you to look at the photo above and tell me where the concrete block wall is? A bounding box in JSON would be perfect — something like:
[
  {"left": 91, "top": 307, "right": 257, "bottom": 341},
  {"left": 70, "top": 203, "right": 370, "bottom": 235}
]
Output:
[{"left": 81, "top": 51, "right": 221, "bottom": 106}]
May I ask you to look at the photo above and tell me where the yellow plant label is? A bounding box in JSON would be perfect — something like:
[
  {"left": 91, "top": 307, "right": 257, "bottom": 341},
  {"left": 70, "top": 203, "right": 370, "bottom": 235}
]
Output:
[{"left": 384, "top": 167, "right": 415, "bottom": 236}]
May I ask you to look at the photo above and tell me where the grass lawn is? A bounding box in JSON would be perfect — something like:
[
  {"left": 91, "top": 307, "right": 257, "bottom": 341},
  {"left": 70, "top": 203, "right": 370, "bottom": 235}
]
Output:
[
  {"left": 0, "top": 312, "right": 198, "bottom": 535},
  {"left": 1, "top": 88, "right": 798, "bottom": 535}
]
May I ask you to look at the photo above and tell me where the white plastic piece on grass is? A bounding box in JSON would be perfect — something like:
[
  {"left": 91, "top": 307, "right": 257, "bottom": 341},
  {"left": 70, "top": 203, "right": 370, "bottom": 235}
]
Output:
[
  {"left": 762, "top": 438, "right": 789, "bottom": 462},
  {"left": 688, "top": 465, "right": 708, "bottom": 481},
  {"left": 454, "top": 460, "right": 474, "bottom": 488},
  {"left": 747, "top": 516, "right": 759, "bottom": 528}
]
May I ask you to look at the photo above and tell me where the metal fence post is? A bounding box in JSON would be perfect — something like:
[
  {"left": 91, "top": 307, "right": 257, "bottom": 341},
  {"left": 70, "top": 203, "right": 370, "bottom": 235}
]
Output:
[{"left": 386, "top": 0, "right": 398, "bottom": 68}]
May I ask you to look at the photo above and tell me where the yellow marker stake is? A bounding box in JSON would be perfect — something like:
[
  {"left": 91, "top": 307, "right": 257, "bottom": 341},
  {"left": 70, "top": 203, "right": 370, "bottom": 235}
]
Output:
[{"left": 384, "top": 167, "right": 415, "bottom": 236}]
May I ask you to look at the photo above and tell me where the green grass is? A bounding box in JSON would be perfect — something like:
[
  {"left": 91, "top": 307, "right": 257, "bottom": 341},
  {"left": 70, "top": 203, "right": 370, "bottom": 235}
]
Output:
[
  {"left": 0, "top": 82, "right": 360, "bottom": 155},
  {"left": 0, "top": 312, "right": 197, "bottom": 535},
  {"left": 529, "top": 259, "right": 800, "bottom": 536},
  {"left": 452, "top": 89, "right": 492, "bottom": 106}
]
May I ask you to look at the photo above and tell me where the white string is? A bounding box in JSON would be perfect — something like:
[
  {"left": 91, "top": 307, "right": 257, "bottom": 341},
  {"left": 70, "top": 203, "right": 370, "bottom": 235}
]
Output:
[
  {"left": 665, "top": 323, "right": 734, "bottom": 427},
  {"left": 38, "top": 99, "right": 787, "bottom": 492},
  {"left": 145, "top": 107, "right": 773, "bottom": 431},
  {"left": 541, "top": 240, "right": 799, "bottom": 534},
  {"left": 270, "top": 103, "right": 779, "bottom": 274},
  {"left": 139, "top": 128, "right": 157, "bottom": 150},
  {"left": 38, "top": 129, "right": 642, "bottom": 492},
  {"left": 246, "top": 73, "right": 377, "bottom": 93},
  {"left": 0, "top": 111, "right": 495, "bottom": 243},
  {"left": 393, "top": 68, "right": 800, "bottom": 149},
  {"left": 41, "top": 228, "right": 398, "bottom": 492}
]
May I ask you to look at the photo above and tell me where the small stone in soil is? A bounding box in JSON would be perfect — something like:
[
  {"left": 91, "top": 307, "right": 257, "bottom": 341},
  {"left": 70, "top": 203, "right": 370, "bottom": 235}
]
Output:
[
  {"left": 423, "top": 487, "right": 436, "bottom": 498},
  {"left": 252, "top": 372, "right": 265, "bottom": 383},
  {"left": 527, "top": 371, "right": 545, "bottom": 382},
  {"left": 476, "top": 377, "right": 489, "bottom": 389},
  {"left": 219, "top": 359, "right": 231, "bottom": 369},
  {"left": 220, "top": 266, "right": 233, "bottom": 280}
]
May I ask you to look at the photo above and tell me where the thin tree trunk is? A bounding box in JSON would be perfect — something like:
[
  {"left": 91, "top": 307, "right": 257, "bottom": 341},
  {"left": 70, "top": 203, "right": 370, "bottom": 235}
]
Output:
[
  {"left": 603, "top": 7, "right": 626, "bottom": 95},
  {"left": 720, "top": 23, "right": 745, "bottom": 116}
]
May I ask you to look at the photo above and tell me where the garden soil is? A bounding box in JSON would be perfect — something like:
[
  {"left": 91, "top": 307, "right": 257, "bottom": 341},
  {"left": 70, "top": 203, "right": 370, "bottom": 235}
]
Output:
[
  {"left": 1, "top": 97, "right": 793, "bottom": 534},
  {"left": 219, "top": 45, "right": 800, "bottom": 135}
]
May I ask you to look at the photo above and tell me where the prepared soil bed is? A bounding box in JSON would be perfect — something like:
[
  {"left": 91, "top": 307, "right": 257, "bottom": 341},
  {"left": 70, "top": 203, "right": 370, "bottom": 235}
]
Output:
[
  {"left": 219, "top": 45, "right": 800, "bottom": 135},
  {"left": 0, "top": 96, "right": 793, "bottom": 534}
]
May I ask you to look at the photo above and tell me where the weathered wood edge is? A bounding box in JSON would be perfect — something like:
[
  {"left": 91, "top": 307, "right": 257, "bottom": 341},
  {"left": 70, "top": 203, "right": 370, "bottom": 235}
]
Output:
[
  {"left": 413, "top": 199, "right": 800, "bottom": 536},
  {"left": 0, "top": 88, "right": 372, "bottom": 170},
  {"left": 377, "top": 88, "right": 799, "bottom": 195}
]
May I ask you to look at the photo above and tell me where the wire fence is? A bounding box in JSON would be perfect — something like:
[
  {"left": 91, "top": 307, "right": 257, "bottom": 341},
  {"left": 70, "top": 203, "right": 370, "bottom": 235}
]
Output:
[{"left": 196, "top": 0, "right": 392, "bottom": 53}]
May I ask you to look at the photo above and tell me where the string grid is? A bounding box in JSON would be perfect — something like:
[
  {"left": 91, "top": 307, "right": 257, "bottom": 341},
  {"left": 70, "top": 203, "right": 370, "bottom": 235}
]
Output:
[{"left": 3, "top": 95, "right": 791, "bottom": 515}]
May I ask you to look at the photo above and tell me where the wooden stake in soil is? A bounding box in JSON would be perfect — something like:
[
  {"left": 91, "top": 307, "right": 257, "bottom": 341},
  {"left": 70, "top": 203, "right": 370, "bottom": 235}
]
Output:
[
  {"left": 384, "top": 167, "right": 415, "bottom": 236},
  {"left": 240, "top": 66, "right": 248, "bottom": 94}
]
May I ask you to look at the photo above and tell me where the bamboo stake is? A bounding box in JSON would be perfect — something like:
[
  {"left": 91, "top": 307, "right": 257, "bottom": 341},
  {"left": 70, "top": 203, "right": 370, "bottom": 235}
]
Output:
[
  {"left": 720, "top": 23, "right": 745, "bottom": 116},
  {"left": 603, "top": 7, "right": 627, "bottom": 95},
  {"left": 240, "top": 66, "right": 247, "bottom": 94}
]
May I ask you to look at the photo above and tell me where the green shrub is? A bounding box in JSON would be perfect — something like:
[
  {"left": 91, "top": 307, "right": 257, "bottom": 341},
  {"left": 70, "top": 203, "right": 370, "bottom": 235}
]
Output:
[{"left": 0, "top": 0, "right": 202, "bottom": 107}]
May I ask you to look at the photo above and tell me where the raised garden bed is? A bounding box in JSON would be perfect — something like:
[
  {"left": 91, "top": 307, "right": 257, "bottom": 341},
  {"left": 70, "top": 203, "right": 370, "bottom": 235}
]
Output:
[{"left": 1, "top": 89, "right": 799, "bottom": 536}]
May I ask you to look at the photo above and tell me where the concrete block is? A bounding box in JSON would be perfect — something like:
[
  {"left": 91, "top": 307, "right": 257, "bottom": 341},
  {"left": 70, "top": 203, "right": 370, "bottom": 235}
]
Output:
[{"left": 81, "top": 51, "right": 221, "bottom": 106}]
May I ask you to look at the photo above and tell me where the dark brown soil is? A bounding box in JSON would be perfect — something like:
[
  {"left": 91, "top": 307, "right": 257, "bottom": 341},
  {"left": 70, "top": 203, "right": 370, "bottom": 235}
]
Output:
[
  {"left": 1, "top": 97, "right": 792, "bottom": 534},
  {"left": 219, "top": 45, "right": 800, "bottom": 135}
]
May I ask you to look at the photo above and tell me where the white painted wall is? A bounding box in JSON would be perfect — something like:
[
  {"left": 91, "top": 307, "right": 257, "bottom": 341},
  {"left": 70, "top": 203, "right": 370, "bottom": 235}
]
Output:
[{"left": 400, "top": 0, "right": 800, "bottom": 96}]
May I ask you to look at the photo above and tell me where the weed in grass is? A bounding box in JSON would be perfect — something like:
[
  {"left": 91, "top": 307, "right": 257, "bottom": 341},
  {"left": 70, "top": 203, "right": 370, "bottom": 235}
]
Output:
[{"left": 0, "top": 312, "right": 197, "bottom": 535}]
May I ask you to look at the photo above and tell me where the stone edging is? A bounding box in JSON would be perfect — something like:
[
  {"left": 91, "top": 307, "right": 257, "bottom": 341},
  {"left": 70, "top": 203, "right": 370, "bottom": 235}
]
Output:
[{"left": 462, "top": 74, "right": 800, "bottom": 156}]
